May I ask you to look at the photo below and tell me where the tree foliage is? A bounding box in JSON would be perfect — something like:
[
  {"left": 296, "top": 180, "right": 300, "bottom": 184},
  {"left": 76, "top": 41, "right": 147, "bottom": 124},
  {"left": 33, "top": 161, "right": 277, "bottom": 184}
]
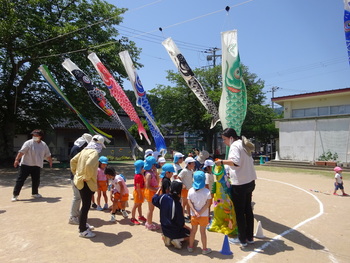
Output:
[
  {"left": 149, "top": 65, "right": 278, "bottom": 152},
  {"left": 0, "top": 0, "right": 141, "bottom": 160}
]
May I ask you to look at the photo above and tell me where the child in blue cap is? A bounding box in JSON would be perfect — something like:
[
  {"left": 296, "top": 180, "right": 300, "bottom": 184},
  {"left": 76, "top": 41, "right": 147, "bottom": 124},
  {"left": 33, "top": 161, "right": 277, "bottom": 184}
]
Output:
[
  {"left": 130, "top": 160, "right": 147, "bottom": 225},
  {"left": 187, "top": 171, "right": 212, "bottom": 255},
  {"left": 160, "top": 163, "right": 175, "bottom": 194}
]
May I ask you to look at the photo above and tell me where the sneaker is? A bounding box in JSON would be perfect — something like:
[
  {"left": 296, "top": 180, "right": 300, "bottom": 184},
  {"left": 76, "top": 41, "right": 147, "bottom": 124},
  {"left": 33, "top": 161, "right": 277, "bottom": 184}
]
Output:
[
  {"left": 96, "top": 206, "right": 103, "bottom": 211},
  {"left": 145, "top": 222, "right": 160, "bottom": 231},
  {"left": 86, "top": 223, "right": 94, "bottom": 230},
  {"left": 68, "top": 216, "right": 79, "bottom": 225},
  {"left": 247, "top": 239, "right": 255, "bottom": 244},
  {"left": 121, "top": 210, "right": 128, "bottom": 218},
  {"left": 202, "top": 248, "right": 212, "bottom": 255},
  {"left": 131, "top": 218, "right": 140, "bottom": 225},
  {"left": 11, "top": 195, "right": 18, "bottom": 202},
  {"left": 79, "top": 229, "right": 96, "bottom": 238},
  {"left": 31, "top": 194, "right": 42, "bottom": 198},
  {"left": 110, "top": 214, "right": 116, "bottom": 222},
  {"left": 229, "top": 237, "right": 247, "bottom": 247},
  {"left": 187, "top": 246, "right": 194, "bottom": 252},
  {"left": 162, "top": 235, "right": 171, "bottom": 246},
  {"left": 138, "top": 216, "right": 147, "bottom": 222},
  {"left": 91, "top": 203, "right": 97, "bottom": 209},
  {"left": 343, "top": 193, "right": 349, "bottom": 196},
  {"left": 171, "top": 239, "right": 182, "bottom": 249},
  {"left": 103, "top": 203, "right": 108, "bottom": 210}
]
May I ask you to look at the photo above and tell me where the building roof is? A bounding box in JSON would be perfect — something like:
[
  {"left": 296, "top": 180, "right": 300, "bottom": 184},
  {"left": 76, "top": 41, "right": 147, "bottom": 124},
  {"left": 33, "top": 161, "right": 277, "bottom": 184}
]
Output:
[
  {"left": 272, "top": 87, "right": 350, "bottom": 103},
  {"left": 53, "top": 115, "right": 135, "bottom": 130}
]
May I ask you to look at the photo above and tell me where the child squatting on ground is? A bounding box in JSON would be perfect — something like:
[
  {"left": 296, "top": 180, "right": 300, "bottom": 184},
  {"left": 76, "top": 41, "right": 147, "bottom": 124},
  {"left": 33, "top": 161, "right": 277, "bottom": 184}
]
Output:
[
  {"left": 333, "top": 166, "right": 348, "bottom": 196},
  {"left": 187, "top": 171, "right": 212, "bottom": 255},
  {"left": 105, "top": 167, "right": 129, "bottom": 222}
]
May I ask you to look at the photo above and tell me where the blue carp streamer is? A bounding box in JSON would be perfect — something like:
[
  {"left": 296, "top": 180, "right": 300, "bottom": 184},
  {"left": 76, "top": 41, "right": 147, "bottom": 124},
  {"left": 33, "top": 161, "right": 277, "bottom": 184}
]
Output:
[
  {"left": 119, "top": 50, "right": 167, "bottom": 156},
  {"left": 344, "top": 0, "right": 350, "bottom": 65}
]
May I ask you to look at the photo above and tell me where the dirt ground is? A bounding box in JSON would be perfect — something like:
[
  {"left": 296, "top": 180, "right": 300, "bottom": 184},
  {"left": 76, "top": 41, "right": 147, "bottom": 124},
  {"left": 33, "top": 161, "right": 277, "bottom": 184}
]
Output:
[{"left": 0, "top": 164, "right": 349, "bottom": 263}]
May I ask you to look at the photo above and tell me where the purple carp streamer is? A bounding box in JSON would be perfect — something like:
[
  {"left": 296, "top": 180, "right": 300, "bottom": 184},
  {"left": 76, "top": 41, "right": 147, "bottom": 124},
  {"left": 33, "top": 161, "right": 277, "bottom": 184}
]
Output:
[
  {"left": 162, "top": 37, "right": 220, "bottom": 129},
  {"left": 344, "top": 0, "right": 350, "bottom": 64},
  {"left": 38, "top": 65, "right": 112, "bottom": 140},
  {"left": 119, "top": 50, "right": 167, "bottom": 156},
  {"left": 219, "top": 30, "right": 247, "bottom": 136},
  {"left": 62, "top": 58, "right": 143, "bottom": 160},
  {"left": 88, "top": 52, "right": 151, "bottom": 145}
]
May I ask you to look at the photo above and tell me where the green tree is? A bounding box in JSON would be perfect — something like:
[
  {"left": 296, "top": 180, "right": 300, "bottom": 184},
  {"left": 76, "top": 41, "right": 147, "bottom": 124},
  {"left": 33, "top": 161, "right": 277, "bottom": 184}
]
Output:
[
  {"left": 149, "top": 65, "right": 278, "bottom": 153},
  {"left": 0, "top": 0, "right": 141, "bottom": 160}
]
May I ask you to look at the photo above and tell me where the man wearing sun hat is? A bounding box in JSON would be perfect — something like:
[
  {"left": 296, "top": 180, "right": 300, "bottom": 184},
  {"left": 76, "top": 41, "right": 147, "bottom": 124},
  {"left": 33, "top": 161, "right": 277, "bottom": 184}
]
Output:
[{"left": 187, "top": 171, "right": 212, "bottom": 254}]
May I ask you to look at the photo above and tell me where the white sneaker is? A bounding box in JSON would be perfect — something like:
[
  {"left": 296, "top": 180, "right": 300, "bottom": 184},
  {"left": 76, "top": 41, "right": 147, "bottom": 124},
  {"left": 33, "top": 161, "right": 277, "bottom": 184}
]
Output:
[
  {"left": 171, "top": 239, "right": 182, "bottom": 249},
  {"left": 86, "top": 223, "right": 94, "bottom": 230},
  {"left": 31, "top": 194, "right": 42, "bottom": 198},
  {"left": 11, "top": 196, "right": 18, "bottom": 202},
  {"left": 121, "top": 210, "right": 128, "bottom": 218},
  {"left": 68, "top": 216, "right": 79, "bottom": 225},
  {"left": 162, "top": 235, "right": 171, "bottom": 246},
  {"left": 79, "top": 229, "right": 96, "bottom": 238},
  {"left": 229, "top": 237, "right": 247, "bottom": 247},
  {"left": 110, "top": 214, "right": 116, "bottom": 222}
]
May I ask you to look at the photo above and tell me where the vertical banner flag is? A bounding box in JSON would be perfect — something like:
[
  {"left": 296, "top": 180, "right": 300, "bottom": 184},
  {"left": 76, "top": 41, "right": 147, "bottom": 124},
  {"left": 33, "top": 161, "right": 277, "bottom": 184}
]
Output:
[
  {"left": 344, "top": 0, "right": 350, "bottom": 64},
  {"left": 119, "top": 50, "right": 167, "bottom": 156},
  {"left": 88, "top": 52, "right": 151, "bottom": 145},
  {"left": 162, "top": 37, "right": 220, "bottom": 129},
  {"left": 38, "top": 65, "right": 112, "bottom": 140},
  {"left": 62, "top": 58, "right": 143, "bottom": 160},
  {"left": 219, "top": 30, "right": 247, "bottom": 136}
]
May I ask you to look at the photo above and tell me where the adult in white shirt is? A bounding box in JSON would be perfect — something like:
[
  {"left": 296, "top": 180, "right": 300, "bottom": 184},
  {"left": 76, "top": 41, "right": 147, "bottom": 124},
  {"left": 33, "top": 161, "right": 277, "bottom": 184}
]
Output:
[
  {"left": 12, "top": 129, "right": 52, "bottom": 201},
  {"left": 215, "top": 128, "right": 256, "bottom": 247}
]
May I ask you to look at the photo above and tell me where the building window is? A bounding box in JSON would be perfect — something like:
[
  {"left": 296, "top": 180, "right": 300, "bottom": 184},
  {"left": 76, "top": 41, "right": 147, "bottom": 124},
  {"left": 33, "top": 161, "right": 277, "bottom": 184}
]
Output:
[{"left": 292, "top": 104, "right": 350, "bottom": 118}]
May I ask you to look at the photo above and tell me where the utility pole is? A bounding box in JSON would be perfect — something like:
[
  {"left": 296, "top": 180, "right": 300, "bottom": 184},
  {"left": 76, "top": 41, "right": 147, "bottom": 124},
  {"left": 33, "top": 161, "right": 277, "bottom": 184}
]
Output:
[
  {"left": 271, "top": 86, "right": 280, "bottom": 110},
  {"left": 205, "top": 47, "right": 221, "bottom": 67}
]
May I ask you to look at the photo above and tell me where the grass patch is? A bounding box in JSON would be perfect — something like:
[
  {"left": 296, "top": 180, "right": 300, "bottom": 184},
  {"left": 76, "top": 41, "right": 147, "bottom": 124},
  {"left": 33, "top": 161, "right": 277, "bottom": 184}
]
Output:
[{"left": 255, "top": 165, "right": 349, "bottom": 180}]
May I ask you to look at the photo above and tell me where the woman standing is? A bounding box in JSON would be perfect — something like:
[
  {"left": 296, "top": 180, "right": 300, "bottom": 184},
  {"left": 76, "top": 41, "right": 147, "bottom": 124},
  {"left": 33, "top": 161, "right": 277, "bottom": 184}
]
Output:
[{"left": 215, "top": 128, "right": 256, "bottom": 247}]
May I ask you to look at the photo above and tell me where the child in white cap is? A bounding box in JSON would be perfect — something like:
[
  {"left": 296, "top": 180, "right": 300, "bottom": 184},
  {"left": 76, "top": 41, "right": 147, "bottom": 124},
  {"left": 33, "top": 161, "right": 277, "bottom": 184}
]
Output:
[
  {"left": 173, "top": 152, "right": 185, "bottom": 180},
  {"left": 178, "top": 157, "right": 196, "bottom": 221}
]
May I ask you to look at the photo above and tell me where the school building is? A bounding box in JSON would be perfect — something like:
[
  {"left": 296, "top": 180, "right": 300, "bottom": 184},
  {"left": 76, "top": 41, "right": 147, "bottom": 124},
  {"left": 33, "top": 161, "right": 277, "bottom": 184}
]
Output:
[{"left": 272, "top": 87, "right": 350, "bottom": 166}]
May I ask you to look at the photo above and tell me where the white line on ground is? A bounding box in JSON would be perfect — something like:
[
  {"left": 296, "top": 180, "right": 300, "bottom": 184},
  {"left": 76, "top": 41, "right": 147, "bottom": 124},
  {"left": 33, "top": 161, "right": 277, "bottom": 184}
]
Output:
[{"left": 238, "top": 177, "right": 338, "bottom": 263}]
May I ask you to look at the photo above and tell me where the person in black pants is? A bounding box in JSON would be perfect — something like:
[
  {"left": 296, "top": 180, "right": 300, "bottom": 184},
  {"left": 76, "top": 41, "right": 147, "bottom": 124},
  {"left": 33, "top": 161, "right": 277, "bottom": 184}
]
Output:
[
  {"left": 215, "top": 128, "right": 257, "bottom": 247},
  {"left": 12, "top": 129, "right": 52, "bottom": 201}
]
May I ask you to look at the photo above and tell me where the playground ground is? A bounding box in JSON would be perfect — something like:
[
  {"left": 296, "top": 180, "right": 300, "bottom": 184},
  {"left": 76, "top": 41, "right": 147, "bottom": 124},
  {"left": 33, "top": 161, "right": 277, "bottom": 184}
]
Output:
[{"left": 0, "top": 164, "right": 349, "bottom": 263}]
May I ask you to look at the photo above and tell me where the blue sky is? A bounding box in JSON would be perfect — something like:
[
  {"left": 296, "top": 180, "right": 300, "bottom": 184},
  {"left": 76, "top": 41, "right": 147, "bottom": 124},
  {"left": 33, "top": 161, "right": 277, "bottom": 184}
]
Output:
[{"left": 106, "top": 0, "right": 349, "bottom": 104}]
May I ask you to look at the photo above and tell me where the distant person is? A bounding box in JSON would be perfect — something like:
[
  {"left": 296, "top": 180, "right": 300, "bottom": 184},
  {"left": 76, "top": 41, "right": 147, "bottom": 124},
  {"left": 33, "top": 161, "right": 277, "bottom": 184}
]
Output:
[
  {"left": 130, "top": 160, "right": 147, "bottom": 225},
  {"left": 187, "top": 171, "right": 212, "bottom": 255},
  {"left": 70, "top": 134, "right": 106, "bottom": 238},
  {"left": 96, "top": 156, "right": 109, "bottom": 211},
  {"left": 215, "top": 128, "right": 256, "bottom": 247},
  {"left": 194, "top": 150, "right": 209, "bottom": 171},
  {"left": 144, "top": 149, "right": 153, "bottom": 159},
  {"left": 68, "top": 133, "right": 92, "bottom": 225},
  {"left": 333, "top": 166, "right": 348, "bottom": 196},
  {"left": 12, "top": 129, "right": 53, "bottom": 201},
  {"left": 152, "top": 181, "right": 191, "bottom": 249}
]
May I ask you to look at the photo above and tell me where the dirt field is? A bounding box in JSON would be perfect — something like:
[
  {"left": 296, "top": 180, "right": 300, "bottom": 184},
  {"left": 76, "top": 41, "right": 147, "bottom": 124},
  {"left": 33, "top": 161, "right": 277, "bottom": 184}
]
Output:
[{"left": 0, "top": 165, "right": 349, "bottom": 263}]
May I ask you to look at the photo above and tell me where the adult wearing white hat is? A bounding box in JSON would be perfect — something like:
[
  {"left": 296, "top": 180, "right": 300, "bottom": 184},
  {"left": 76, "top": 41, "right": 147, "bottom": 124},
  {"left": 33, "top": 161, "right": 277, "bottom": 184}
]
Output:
[
  {"left": 70, "top": 134, "right": 106, "bottom": 238},
  {"left": 68, "top": 133, "right": 92, "bottom": 225}
]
